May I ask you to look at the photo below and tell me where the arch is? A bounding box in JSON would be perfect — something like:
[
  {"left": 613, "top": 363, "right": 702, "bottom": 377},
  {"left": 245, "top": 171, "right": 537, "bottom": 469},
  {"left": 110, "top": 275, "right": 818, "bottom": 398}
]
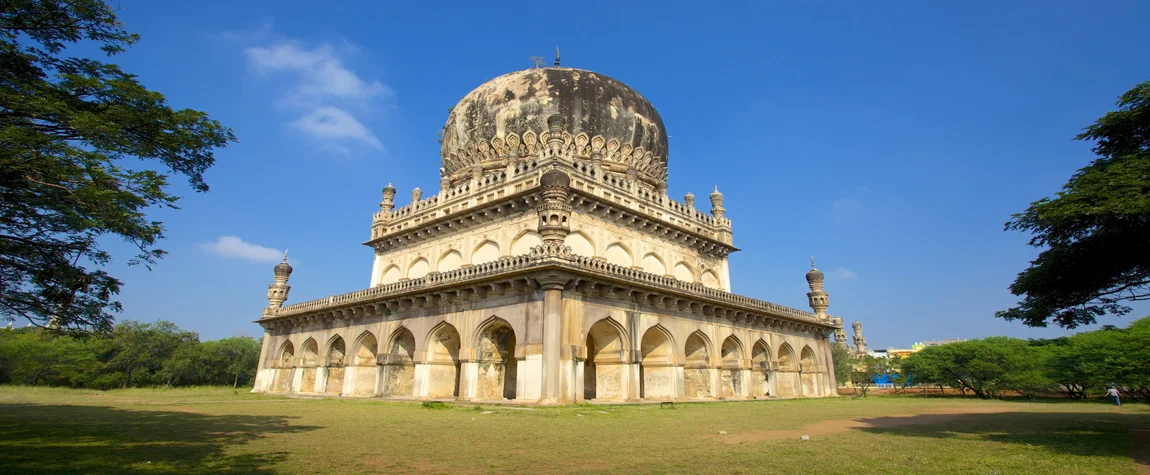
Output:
[
  {"left": 408, "top": 258, "right": 430, "bottom": 279},
  {"left": 471, "top": 240, "right": 500, "bottom": 265},
  {"left": 511, "top": 231, "right": 542, "bottom": 255},
  {"left": 639, "top": 324, "right": 675, "bottom": 399},
  {"left": 778, "top": 342, "right": 797, "bottom": 371},
  {"left": 673, "top": 262, "right": 695, "bottom": 283},
  {"left": 437, "top": 250, "right": 463, "bottom": 273},
  {"left": 701, "top": 270, "right": 720, "bottom": 289},
  {"left": 426, "top": 322, "right": 462, "bottom": 398},
  {"left": 380, "top": 265, "right": 401, "bottom": 285},
  {"left": 800, "top": 345, "right": 817, "bottom": 373},
  {"left": 353, "top": 331, "right": 378, "bottom": 365},
  {"left": 323, "top": 335, "right": 347, "bottom": 395},
  {"left": 719, "top": 335, "right": 745, "bottom": 398},
  {"left": 475, "top": 316, "right": 517, "bottom": 400},
  {"left": 298, "top": 338, "right": 319, "bottom": 392},
  {"left": 383, "top": 327, "right": 416, "bottom": 397},
  {"left": 564, "top": 232, "right": 594, "bottom": 257},
  {"left": 750, "top": 339, "right": 770, "bottom": 397},
  {"left": 683, "top": 331, "right": 713, "bottom": 398},
  {"left": 274, "top": 340, "right": 295, "bottom": 393},
  {"left": 605, "top": 243, "right": 633, "bottom": 267},
  {"left": 584, "top": 318, "right": 627, "bottom": 400},
  {"left": 641, "top": 253, "right": 666, "bottom": 275}
]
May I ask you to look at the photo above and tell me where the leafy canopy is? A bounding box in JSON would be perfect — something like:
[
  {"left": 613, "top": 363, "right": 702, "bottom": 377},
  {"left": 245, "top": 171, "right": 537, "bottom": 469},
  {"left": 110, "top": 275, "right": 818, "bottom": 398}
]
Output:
[
  {"left": 0, "top": 1, "right": 235, "bottom": 334},
  {"left": 999, "top": 80, "right": 1150, "bottom": 328}
]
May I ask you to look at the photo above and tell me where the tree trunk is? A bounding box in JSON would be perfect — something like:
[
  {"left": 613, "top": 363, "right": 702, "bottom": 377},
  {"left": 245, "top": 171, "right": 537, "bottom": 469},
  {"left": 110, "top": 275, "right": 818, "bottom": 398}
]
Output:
[{"left": 233, "top": 375, "right": 238, "bottom": 388}]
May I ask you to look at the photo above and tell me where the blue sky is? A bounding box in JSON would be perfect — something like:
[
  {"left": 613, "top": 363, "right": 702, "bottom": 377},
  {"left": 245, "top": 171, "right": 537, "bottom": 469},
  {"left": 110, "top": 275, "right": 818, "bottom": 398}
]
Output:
[{"left": 96, "top": 0, "right": 1149, "bottom": 347}]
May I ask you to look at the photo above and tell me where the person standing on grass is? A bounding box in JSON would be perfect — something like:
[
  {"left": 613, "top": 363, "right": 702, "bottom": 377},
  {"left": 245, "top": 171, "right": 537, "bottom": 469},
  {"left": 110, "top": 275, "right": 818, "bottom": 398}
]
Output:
[{"left": 1106, "top": 386, "right": 1121, "bottom": 406}]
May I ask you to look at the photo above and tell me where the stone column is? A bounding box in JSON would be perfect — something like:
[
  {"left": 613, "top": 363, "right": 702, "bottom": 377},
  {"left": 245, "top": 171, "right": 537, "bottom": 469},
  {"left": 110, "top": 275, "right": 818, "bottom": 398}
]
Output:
[
  {"left": 315, "top": 367, "right": 329, "bottom": 394},
  {"left": 538, "top": 275, "right": 568, "bottom": 403},
  {"left": 458, "top": 347, "right": 479, "bottom": 400},
  {"left": 252, "top": 328, "right": 274, "bottom": 393},
  {"left": 821, "top": 337, "right": 838, "bottom": 396}
]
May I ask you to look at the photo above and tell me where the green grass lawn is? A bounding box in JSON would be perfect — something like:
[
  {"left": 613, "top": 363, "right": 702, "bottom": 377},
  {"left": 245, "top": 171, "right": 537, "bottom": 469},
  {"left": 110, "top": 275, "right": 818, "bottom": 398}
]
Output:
[{"left": 0, "top": 387, "right": 1145, "bottom": 474}]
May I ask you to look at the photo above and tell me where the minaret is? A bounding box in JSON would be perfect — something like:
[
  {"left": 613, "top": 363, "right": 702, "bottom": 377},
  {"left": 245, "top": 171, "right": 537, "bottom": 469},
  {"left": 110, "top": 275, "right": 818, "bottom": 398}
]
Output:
[
  {"left": 805, "top": 257, "right": 829, "bottom": 321},
  {"left": 537, "top": 169, "right": 572, "bottom": 246},
  {"left": 833, "top": 317, "right": 848, "bottom": 348},
  {"left": 379, "top": 183, "right": 396, "bottom": 212},
  {"left": 852, "top": 321, "right": 868, "bottom": 354},
  {"left": 709, "top": 186, "right": 725, "bottom": 218},
  {"left": 265, "top": 250, "right": 293, "bottom": 312}
]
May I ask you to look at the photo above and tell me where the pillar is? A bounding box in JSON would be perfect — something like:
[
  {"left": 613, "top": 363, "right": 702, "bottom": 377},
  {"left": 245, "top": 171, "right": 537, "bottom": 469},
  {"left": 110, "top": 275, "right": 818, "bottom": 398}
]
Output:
[{"left": 538, "top": 275, "right": 567, "bottom": 403}]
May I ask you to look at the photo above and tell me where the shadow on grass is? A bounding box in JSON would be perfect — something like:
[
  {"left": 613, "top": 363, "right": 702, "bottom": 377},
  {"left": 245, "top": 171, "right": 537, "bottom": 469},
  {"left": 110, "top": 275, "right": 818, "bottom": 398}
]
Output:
[
  {"left": 0, "top": 404, "right": 320, "bottom": 474},
  {"left": 857, "top": 411, "right": 1139, "bottom": 460}
]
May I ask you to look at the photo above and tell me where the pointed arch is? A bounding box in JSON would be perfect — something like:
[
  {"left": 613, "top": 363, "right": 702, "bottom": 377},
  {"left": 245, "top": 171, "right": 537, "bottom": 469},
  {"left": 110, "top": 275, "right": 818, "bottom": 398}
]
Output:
[
  {"left": 673, "top": 262, "right": 695, "bottom": 283},
  {"left": 800, "top": 345, "right": 818, "bottom": 372},
  {"left": 564, "top": 231, "right": 594, "bottom": 257},
  {"left": 471, "top": 240, "right": 500, "bottom": 265},
  {"left": 750, "top": 339, "right": 771, "bottom": 398},
  {"left": 353, "top": 331, "right": 378, "bottom": 366},
  {"left": 277, "top": 340, "right": 295, "bottom": 367},
  {"left": 701, "top": 270, "right": 720, "bottom": 289},
  {"left": 383, "top": 327, "right": 415, "bottom": 397},
  {"left": 324, "top": 335, "right": 347, "bottom": 394},
  {"left": 300, "top": 338, "right": 319, "bottom": 365},
  {"left": 684, "top": 331, "right": 714, "bottom": 398},
  {"left": 641, "top": 253, "right": 666, "bottom": 275},
  {"left": 778, "top": 342, "right": 797, "bottom": 371},
  {"left": 273, "top": 340, "right": 295, "bottom": 393},
  {"left": 475, "top": 316, "right": 517, "bottom": 400},
  {"left": 640, "top": 324, "right": 676, "bottom": 399},
  {"left": 584, "top": 317, "right": 628, "bottom": 400},
  {"left": 426, "top": 321, "right": 462, "bottom": 397},
  {"left": 437, "top": 250, "right": 463, "bottom": 273},
  {"left": 605, "top": 243, "right": 633, "bottom": 267},
  {"left": 684, "top": 331, "right": 713, "bottom": 367},
  {"left": 511, "top": 230, "right": 542, "bottom": 255},
  {"left": 408, "top": 258, "right": 430, "bottom": 279},
  {"left": 380, "top": 265, "right": 401, "bottom": 285},
  {"left": 720, "top": 335, "right": 744, "bottom": 368},
  {"left": 325, "top": 334, "right": 346, "bottom": 364}
]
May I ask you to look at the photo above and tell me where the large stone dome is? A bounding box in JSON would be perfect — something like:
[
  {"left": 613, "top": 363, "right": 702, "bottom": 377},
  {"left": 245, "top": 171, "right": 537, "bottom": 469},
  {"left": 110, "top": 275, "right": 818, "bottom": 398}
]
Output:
[{"left": 440, "top": 67, "right": 668, "bottom": 188}]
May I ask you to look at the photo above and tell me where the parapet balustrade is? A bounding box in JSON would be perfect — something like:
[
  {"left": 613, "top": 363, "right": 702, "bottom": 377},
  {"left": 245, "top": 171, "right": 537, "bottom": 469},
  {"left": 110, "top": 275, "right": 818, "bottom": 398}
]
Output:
[{"left": 273, "top": 249, "right": 818, "bottom": 324}]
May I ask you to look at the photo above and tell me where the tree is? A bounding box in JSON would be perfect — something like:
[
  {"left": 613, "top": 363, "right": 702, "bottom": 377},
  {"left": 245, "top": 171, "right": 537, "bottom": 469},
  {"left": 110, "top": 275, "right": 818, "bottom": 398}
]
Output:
[
  {"left": 98, "top": 320, "right": 197, "bottom": 387},
  {"left": 830, "top": 343, "right": 854, "bottom": 386},
  {"left": 0, "top": 1, "right": 236, "bottom": 335},
  {"left": 850, "top": 355, "right": 890, "bottom": 398},
  {"left": 203, "top": 336, "right": 260, "bottom": 388},
  {"left": 999, "top": 80, "right": 1150, "bottom": 328}
]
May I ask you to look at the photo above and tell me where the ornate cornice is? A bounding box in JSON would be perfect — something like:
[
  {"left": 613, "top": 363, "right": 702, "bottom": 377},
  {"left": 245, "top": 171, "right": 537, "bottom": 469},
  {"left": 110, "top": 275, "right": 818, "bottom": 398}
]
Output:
[{"left": 259, "top": 246, "right": 829, "bottom": 335}]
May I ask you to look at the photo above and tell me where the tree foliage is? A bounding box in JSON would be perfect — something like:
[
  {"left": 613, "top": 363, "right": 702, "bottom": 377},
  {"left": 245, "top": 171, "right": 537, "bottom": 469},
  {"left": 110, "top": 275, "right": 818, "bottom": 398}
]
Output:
[
  {"left": 0, "top": 0, "right": 235, "bottom": 335},
  {"left": 1000, "top": 80, "right": 1150, "bottom": 328},
  {"left": 0, "top": 319, "right": 260, "bottom": 388}
]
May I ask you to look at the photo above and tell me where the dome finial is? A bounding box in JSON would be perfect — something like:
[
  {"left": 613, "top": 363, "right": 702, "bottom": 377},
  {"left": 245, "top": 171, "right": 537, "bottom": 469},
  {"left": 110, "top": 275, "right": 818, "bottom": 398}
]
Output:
[
  {"left": 810, "top": 256, "right": 816, "bottom": 269},
  {"left": 554, "top": 47, "right": 560, "bottom": 67},
  {"left": 283, "top": 249, "right": 289, "bottom": 263}
]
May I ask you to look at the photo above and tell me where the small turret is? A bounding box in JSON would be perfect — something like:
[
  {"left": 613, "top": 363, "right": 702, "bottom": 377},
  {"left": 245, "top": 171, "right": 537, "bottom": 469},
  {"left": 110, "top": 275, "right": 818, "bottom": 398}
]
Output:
[
  {"left": 709, "top": 186, "right": 725, "bottom": 218},
  {"left": 379, "top": 183, "right": 396, "bottom": 212},
  {"left": 684, "top": 191, "right": 695, "bottom": 209},
  {"left": 833, "top": 317, "right": 847, "bottom": 348}
]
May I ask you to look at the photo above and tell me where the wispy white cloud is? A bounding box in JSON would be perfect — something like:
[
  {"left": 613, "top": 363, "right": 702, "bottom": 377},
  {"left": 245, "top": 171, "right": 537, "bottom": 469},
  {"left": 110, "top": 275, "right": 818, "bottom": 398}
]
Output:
[
  {"left": 199, "top": 236, "right": 283, "bottom": 264},
  {"left": 831, "top": 267, "right": 857, "bottom": 279},
  {"left": 832, "top": 197, "right": 862, "bottom": 215},
  {"left": 290, "top": 106, "right": 382, "bottom": 150},
  {"left": 240, "top": 33, "right": 389, "bottom": 152}
]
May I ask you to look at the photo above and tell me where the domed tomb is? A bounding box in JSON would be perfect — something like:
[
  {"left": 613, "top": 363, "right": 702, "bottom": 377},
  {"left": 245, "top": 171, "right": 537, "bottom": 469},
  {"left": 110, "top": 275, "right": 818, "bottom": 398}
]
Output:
[{"left": 440, "top": 67, "right": 668, "bottom": 189}]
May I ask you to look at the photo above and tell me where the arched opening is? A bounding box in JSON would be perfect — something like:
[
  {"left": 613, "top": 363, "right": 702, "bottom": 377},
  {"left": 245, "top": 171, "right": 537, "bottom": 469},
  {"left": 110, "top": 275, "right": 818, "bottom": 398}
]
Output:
[
  {"left": 438, "top": 250, "right": 463, "bottom": 273},
  {"left": 639, "top": 325, "right": 675, "bottom": 399},
  {"left": 719, "top": 335, "right": 744, "bottom": 397},
  {"left": 471, "top": 241, "right": 500, "bottom": 265},
  {"left": 584, "top": 319, "right": 625, "bottom": 400},
  {"left": 325, "top": 336, "right": 346, "bottom": 394},
  {"left": 701, "top": 271, "right": 720, "bottom": 289},
  {"left": 476, "top": 317, "right": 517, "bottom": 400},
  {"left": 605, "top": 243, "right": 633, "bottom": 267},
  {"left": 800, "top": 346, "right": 820, "bottom": 396},
  {"left": 776, "top": 342, "right": 799, "bottom": 397},
  {"left": 383, "top": 328, "right": 415, "bottom": 397},
  {"left": 641, "top": 253, "right": 666, "bottom": 275},
  {"left": 352, "top": 332, "right": 378, "bottom": 396},
  {"left": 274, "top": 341, "right": 295, "bottom": 392},
  {"left": 564, "top": 232, "right": 594, "bottom": 257},
  {"left": 300, "top": 338, "right": 319, "bottom": 393},
  {"left": 380, "top": 265, "right": 401, "bottom": 285},
  {"left": 683, "top": 332, "right": 713, "bottom": 398},
  {"left": 427, "top": 323, "right": 462, "bottom": 398},
  {"left": 750, "top": 340, "right": 770, "bottom": 398},
  {"left": 408, "top": 258, "right": 430, "bottom": 280},
  {"left": 511, "top": 231, "right": 542, "bottom": 255},
  {"left": 673, "top": 262, "right": 695, "bottom": 283}
]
